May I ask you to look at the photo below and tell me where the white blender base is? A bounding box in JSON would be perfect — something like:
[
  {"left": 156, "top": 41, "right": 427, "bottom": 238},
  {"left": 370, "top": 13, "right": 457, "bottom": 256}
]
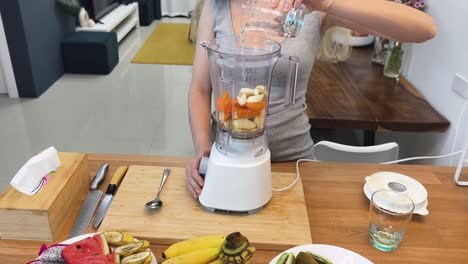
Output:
[{"left": 199, "top": 145, "right": 272, "bottom": 213}]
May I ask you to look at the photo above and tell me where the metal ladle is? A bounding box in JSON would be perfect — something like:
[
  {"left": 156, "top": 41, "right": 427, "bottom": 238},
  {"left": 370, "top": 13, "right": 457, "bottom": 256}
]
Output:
[{"left": 145, "top": 168, "right": 170, "bottom": 209}]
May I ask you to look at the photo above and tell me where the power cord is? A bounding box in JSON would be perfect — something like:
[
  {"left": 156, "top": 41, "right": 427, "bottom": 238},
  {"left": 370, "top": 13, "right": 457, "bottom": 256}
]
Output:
[
  {"left": 272, "top": 159, "right": 320, "bottom": 192},
  {"left": 382, "top": 150, "right": 466, "bottom": 164},
  {"left": 273, "top": 150, "right": 467, "bottom": 192}
]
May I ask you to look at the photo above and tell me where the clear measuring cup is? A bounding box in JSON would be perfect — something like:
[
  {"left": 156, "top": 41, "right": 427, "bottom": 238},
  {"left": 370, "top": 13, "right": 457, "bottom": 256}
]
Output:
[{"left": 241, "top": 0, "right": 307, "bottom": 38}]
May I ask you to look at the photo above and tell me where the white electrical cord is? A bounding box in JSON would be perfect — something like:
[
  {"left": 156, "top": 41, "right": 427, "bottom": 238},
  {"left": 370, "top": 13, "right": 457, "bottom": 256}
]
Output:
[
  {"left": 382, "top": 150, "right": 466, "bottom": 164},
  {"left": 272, "top": 159, "right": 320, "bottom": 192},
  {"left": 450, "top": 100, "right": 468, "bottom": 165},
  {"left": 273, "top": 150, "right": 467, "bottom": 192},
  {"left": 273, "top": 100, "right": 468, "bottom": 192}
]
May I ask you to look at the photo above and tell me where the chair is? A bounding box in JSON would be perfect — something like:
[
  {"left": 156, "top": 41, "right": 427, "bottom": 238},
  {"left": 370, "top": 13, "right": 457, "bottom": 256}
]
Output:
[{"left": 314, "top": 141, "right": 399, "bottom": 164}]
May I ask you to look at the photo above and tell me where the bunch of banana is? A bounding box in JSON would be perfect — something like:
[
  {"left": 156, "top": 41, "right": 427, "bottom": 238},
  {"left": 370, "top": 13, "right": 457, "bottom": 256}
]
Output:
[
  {"left": 219, "top": 232, "right": 255, "bottom": 264},
  {"left": 162, "top": 234, "right": 226, "bottom": 264},
  {"left": 103, "top": 231, "right": 152, "bottom": 264},
  {"left": 276, "top": 252, "right": 333, "bottom": 264}
]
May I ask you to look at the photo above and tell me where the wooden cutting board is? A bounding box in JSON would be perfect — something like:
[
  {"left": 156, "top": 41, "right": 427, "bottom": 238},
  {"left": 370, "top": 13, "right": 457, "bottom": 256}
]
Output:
[{"left": 99, "top": 166, "right": 312, "bottom": 250}]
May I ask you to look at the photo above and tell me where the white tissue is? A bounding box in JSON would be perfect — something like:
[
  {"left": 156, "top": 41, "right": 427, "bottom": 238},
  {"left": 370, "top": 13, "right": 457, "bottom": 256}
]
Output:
[{"left": 10, "top": 147, "right": 61, "bottom": 195}]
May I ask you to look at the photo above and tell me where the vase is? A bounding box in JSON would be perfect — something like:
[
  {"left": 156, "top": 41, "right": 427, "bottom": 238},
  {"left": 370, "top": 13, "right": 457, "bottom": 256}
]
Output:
[
  {"left": 371, "top": 36, "right": 390, "bottom": 65},
  {"left": 384, "top": 41, "right": 404, "bottom": 78}
]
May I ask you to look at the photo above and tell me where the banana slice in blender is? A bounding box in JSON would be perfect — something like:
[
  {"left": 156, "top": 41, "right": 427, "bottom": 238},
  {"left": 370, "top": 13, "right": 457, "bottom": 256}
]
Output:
[
  {"left": 233, "top": 119, "right": 257, "bottom": 131},
  {"left": 240, "top": 88, "right": 255, "bottom": 97},
  {"left": 253, "top": 116, "right": 265, "bottom": 129},
  {"left": 223, "top": 121, "right": 231, "bottom": 129},
  {"left": 237, "top": 94, "right": 248, "bottom": 106},
  {"left": 254, "top": 85, "right": 267, "bottom": 95},
  {"left": 247, "top": 94, "right": 265, "bottom": 103}
]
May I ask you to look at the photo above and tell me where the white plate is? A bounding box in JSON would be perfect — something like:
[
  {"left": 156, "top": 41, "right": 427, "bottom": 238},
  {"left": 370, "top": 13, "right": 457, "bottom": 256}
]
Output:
[
  {"left": 349, "top": 35, "right": 375, "bottom": 47},
  {"left": 269, "top": 244, "right": 373, "bottom": 264},
  {"left": 38, "top": 233, "right": 157, "bottom": 264}
]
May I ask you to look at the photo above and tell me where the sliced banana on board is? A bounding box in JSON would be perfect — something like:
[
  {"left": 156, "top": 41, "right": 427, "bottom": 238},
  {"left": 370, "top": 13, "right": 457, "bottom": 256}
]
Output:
[
  {"left": 115, "top": 241, "right": 145, "bottom": 257},
  {"left": 121, "top": 251, "right": 151, "bottom": 264}
]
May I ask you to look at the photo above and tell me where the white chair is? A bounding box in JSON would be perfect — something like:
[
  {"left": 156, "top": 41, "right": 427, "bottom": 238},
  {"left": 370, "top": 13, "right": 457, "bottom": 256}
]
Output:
[{"left": 314, "top": 141, "right": 399, "bottom": 164}]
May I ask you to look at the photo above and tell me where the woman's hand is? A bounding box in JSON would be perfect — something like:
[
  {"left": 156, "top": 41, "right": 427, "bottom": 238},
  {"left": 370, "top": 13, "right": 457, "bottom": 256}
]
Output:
[
  {"left": 186, "top": 152, "right": 208, "bottom": 199},
  {"left": 271, "top": 0, "right": 334, "bottom": 12}
]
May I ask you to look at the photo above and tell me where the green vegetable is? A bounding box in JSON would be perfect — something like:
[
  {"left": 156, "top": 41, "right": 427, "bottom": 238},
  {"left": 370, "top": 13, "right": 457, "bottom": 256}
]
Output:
[
  {"left": 296, "top": 252, "right": 319, "bottom": 264},
  {"left": 276, "top": 253, "right": 295, "bottom": 264},
  {"left": 305, "top": 251, "right": 333, "bottom": 264}
]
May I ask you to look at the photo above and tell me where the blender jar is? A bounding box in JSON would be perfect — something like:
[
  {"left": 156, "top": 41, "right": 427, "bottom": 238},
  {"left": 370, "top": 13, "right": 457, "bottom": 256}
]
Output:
[{"left": 202, "top": 36, "right": 298, "bottom": 158}]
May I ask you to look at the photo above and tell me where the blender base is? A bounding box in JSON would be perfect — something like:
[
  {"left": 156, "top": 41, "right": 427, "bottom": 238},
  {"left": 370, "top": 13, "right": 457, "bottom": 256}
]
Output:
[
  {"left": 200, "top": 205, "right": 265, "bottom": 215},
  {"left": 199, "top": 144, "right": 272, "bottom": 214}
]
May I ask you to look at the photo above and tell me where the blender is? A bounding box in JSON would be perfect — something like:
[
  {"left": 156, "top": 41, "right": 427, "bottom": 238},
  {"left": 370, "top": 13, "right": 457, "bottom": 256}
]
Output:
[{"left": 198, "top": 35, "right": 299, "bottom": 213}]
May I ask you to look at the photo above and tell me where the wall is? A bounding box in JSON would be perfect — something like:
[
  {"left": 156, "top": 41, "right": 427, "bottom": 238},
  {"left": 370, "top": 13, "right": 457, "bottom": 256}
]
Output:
[
  {"left": 377, "top": 0, "right": 468, "bottom": 165},
  {"left": 0, "top": 0, "right": 75, "bottom": 98},
  {"left": 0, "top": 13, "right": 19, "bottom": 98},
  {"left": 0, "top": 53, "right": 5, "bottom": 94}
]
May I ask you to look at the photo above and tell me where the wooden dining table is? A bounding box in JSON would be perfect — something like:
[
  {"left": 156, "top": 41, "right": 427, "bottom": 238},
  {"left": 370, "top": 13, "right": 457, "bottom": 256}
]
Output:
[
  {"left": 306, "top": 46, "right": 450, "bottom": 145},
  {"left": 1, "top": 153, "right": 467, "bottom": 263}
]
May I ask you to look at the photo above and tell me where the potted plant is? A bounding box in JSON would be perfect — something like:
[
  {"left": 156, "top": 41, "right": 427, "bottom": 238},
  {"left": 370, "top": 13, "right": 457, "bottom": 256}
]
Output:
[{"left": 384, "top": 0, "right": 427, "bottom": 78}]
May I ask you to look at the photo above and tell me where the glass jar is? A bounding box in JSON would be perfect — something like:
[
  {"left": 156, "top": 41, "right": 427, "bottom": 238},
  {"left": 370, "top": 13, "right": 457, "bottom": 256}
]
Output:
[
  {"left": 241, "top": 0, "right": 307, "bottom": 38},
  {"left": 384, "top": 41, "right": 404, "bottom": 79},
  {"left": 372, "top": 36, "right": 390, "bottom": 65}
]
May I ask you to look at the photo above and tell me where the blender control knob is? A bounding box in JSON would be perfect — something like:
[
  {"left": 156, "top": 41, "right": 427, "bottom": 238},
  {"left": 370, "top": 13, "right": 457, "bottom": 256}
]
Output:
[{"left": 199, "top": 156, "right": 209, "bottom": 175}]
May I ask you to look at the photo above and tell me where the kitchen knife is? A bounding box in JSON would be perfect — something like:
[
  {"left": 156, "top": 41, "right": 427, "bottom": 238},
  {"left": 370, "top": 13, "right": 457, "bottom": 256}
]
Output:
[
  {"left": 69, "top": 164, "right": 109, "bottom": 238},
  {"left": 92, "top": 166, "right": 128, "bottom": 229}
]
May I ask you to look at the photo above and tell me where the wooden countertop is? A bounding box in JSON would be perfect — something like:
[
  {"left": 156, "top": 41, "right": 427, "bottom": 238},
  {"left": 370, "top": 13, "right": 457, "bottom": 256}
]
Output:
[
  {"left": 306, "top": 46, "right": 450, "bottom": 132},
  {"left": 1, "top": 153, "right": 467, "bottom": 263}
]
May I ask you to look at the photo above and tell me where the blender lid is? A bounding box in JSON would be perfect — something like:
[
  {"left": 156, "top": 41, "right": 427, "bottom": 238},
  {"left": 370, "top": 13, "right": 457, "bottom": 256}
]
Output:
[{"left": 364, "top": 172, "right": 429, "bottom": 215}]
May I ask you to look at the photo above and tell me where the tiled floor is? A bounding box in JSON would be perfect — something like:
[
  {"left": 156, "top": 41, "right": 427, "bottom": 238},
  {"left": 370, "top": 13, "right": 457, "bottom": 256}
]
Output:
[{"left": 0, "top": 19, "right": 195, "bottom": 192}]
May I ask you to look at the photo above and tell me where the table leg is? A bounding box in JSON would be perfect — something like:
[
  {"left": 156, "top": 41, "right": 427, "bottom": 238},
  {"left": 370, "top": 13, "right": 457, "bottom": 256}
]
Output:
[{"left": 363, "top": 131, "right": 376, "bottom": 146}]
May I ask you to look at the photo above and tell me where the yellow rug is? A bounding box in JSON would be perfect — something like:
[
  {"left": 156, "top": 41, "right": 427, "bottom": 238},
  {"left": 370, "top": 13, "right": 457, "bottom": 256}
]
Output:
[{"left": 132, "top": 23, "right": 195, "bottom": 65}]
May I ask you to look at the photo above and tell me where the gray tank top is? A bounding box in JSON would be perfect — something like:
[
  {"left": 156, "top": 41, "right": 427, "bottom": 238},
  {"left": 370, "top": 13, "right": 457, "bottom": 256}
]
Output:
[{"left": 212, "top": 0, "right": 321, "bottom": 161}]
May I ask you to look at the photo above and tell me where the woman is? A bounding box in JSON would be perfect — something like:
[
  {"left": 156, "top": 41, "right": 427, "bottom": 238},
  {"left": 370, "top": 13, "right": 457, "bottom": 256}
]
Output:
[{"left": 186, "top": 0, "right": 437, "bottom": 199}]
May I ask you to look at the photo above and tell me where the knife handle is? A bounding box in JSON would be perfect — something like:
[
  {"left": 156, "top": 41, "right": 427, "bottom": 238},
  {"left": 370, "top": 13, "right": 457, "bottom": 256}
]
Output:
[
  {"left": 90, "top": 164, "right": 109, "bottom": 191},
  {"left": 105, "top": 166, "right": 128, "bottom": 195}
]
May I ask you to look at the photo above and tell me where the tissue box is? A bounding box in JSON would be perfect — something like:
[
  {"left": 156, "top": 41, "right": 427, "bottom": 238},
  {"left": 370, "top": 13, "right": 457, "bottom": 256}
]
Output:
[{"left": 0, "top": 153, "right": 89, "bottom": 241}]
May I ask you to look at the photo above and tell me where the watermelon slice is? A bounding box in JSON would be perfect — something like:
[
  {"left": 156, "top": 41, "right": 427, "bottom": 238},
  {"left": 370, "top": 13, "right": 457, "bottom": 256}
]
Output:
[
  {"left": 62, "top": 234, "right": 117, "bottom": 264},
  {"left": 63, "top": 254, "right": 118, "bottom": 264}
]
